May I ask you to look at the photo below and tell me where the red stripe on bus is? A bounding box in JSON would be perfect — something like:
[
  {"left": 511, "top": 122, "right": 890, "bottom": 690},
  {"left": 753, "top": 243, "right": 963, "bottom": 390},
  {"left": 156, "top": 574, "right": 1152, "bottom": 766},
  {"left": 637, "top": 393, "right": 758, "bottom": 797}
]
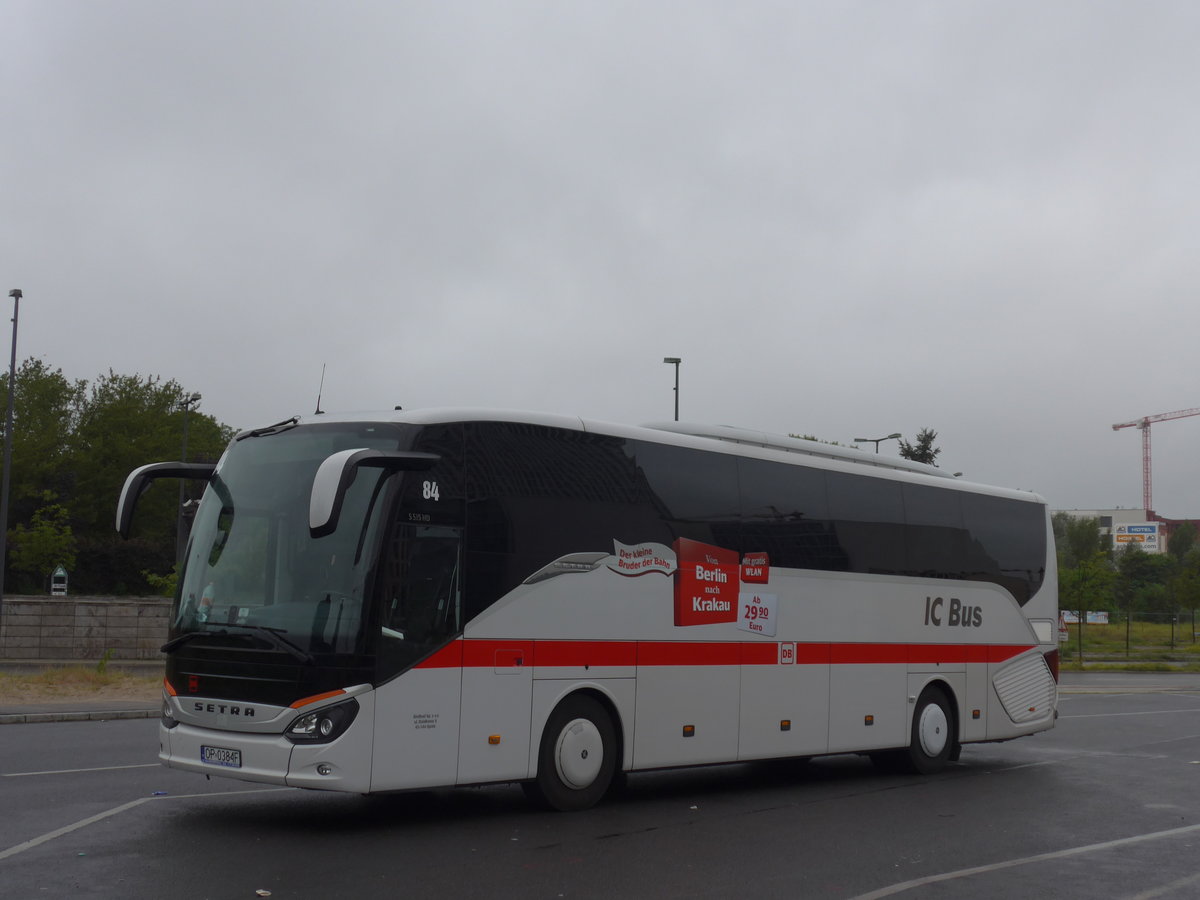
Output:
[
  {"left": 414, "top": 639, "right": 1037, "bottom": 669},
  {"left": 638, "top": 642, "right": 742, "bottom": 666},
  {"left": 414, "top": 641, "right": 464, "bottom": 668},
  {"left": 830, "top": 643, "right": 910, "bottom": 665},
  {"left": 741, "top": 642, "right": 780, "bottom": 665},
  {"left": 533, "top": 641, "right": 639, "bottom": 668},
  {"left": 792, "top": 643, "right": 832, "bottom": 664},
  {"left": 986, "top": 644, "right": 1033, "bottom": 663},
  {"left": 460, "top": 640, "right": 533, "bottom": 668}
]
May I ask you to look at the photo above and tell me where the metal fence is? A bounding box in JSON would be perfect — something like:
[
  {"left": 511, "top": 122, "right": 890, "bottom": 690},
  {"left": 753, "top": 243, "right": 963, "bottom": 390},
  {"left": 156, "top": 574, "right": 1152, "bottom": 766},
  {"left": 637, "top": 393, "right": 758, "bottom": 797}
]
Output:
[{"left": 1059, "top": 608, "right": 1200, "bottom": 662}]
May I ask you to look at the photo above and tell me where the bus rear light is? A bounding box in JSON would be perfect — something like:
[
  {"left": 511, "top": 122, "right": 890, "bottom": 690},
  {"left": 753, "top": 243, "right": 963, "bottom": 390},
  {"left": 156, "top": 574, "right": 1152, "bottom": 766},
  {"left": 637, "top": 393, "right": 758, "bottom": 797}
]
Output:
[
  {"left": 285, "top": 698, "right": 360, "bottom": 744},
  {"left": 780, "top": 720, "right": 791, "bottom": 732},
  {"left": 864, "top": 715, "right": 874, "bottom": 726},
  {"left": 682, "top": 725, "right": 695, "bottom": 737},
  {"left": 163, "top": 677, "right": 177, "bottom": 697},
  {"left": 488, "top": 735, "right": 501, "bottom": 745}
]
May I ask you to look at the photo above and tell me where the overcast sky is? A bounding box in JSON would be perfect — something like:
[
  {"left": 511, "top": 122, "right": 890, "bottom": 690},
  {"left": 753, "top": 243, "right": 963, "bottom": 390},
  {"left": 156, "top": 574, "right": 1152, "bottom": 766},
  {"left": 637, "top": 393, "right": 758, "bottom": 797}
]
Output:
[{"left": 4, "top": 1, "right": 1200, "bottom": 517}]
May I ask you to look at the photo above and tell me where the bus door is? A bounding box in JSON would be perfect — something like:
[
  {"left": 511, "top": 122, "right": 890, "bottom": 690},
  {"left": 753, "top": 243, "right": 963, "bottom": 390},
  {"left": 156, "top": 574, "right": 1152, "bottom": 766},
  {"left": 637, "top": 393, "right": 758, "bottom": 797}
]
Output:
[{"left": 370, "top": 524, "right": 465, "bottom": 791}]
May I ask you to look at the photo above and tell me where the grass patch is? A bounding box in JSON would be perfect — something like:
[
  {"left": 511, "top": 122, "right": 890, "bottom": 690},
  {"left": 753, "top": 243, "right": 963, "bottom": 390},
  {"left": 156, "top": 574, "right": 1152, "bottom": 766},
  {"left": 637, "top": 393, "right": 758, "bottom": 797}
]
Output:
[
  {"left": 1061, "top": 660, "right": 1200, "bottom": 673},
  {"left": 1059, "top": 621, "right": 1200, "bottom": 662},
  {"left": 0, "top": 665, "right": 161, "bottom": 703}
]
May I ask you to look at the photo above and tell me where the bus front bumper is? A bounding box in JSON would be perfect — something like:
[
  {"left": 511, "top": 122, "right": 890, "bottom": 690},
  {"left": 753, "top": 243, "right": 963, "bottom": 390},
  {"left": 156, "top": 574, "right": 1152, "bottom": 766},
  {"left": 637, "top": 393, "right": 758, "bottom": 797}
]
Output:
[{"left": 160, "top": 722, "right": 373, "bottom": 793}]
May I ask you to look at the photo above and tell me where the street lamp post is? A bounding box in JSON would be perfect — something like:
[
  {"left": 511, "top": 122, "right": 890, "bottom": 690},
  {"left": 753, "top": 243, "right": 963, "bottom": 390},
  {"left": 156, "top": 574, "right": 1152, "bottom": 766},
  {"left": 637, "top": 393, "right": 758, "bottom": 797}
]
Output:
[
  {"left": 0, "top": 289, "right": 22, "bottom": 619},
  {"left": 663, "top": 357, "right": 681, "bottom": 421},
  {"left": 175, "top": 392, "right": 202, "bottom": 562},
  {"left": 853, "top": 432, "right": 901, "bottom": 454}
]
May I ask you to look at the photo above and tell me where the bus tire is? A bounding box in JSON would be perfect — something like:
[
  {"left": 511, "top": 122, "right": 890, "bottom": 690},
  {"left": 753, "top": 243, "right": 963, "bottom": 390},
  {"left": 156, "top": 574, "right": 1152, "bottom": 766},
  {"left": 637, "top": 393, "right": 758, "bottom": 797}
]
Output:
[
  {"left": 905, "top": 685, "right": 955, "bottom": 774},
  {"left": 525, "top": 694, "right": 617, "bottom": 812}
]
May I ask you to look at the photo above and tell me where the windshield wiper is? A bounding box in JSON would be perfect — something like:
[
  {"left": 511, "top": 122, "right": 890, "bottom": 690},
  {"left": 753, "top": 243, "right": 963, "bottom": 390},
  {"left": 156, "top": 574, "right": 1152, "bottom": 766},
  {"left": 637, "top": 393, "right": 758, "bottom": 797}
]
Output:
[
  {"left": 161, "top": 631, "right": 205, "bottom": 653},
  {"left": 236, "top": 417, "right": 300, "bottom": 441},
  {"left": 232, "top": 624, "right": 316, "bottom": 664},
  {"left": 161, "top": 624, "right": 315, "bottom": 665}
]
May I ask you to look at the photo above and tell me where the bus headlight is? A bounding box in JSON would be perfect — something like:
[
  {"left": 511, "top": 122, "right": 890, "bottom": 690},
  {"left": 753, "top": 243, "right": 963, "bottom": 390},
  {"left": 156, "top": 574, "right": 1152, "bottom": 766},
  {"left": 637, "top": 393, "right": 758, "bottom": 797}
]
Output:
[{"left": 284, "top": 698, "right": 360, "bottom": 744}]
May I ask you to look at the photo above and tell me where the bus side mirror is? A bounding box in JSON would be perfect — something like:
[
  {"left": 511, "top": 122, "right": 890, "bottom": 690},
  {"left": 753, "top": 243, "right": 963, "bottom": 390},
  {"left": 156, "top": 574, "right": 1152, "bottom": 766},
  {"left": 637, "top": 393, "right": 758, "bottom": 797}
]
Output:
[
  {"left": 116, "top": 462, "right": 217, "bottom": 538},
  {"left": 309, "top": 449, "right": 439, "bottom": 538}
]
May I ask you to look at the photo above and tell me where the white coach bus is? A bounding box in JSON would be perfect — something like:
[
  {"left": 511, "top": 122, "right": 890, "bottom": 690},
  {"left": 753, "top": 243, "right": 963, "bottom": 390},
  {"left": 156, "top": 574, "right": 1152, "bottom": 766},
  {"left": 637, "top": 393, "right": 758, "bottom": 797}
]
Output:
[{"left": 117, "top": 409, "right": 1058, "bottom": 810}]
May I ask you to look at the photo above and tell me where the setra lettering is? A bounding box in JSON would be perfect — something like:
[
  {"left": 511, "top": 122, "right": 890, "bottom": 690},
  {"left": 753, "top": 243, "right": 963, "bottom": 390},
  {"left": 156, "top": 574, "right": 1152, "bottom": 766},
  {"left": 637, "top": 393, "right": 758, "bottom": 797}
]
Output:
[{"left": 194, "top": 702, "right": 256, "bottom": 717}]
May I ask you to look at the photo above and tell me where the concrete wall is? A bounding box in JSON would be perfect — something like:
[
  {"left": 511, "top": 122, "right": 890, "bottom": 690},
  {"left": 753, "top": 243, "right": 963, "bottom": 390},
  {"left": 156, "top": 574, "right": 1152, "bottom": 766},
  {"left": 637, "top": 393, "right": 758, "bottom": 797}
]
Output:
[{"left": 0, "top": 596, "right": 170, "bottom": 661}]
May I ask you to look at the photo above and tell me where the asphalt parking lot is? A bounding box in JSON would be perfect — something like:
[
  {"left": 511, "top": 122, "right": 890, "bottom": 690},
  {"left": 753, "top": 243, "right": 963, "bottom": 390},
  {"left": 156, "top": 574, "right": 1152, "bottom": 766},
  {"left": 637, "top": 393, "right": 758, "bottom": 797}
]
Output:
[{"left": 2, "top": 671, "right": 1198, "bottom": 899}]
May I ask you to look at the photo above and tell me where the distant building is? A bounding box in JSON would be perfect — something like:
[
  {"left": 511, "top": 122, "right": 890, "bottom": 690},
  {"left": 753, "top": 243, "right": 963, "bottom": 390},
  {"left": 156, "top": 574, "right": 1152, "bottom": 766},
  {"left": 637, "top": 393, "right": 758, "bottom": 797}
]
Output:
[{"left": 1054, "top": 508, "right": 1200, "bottom": 555}]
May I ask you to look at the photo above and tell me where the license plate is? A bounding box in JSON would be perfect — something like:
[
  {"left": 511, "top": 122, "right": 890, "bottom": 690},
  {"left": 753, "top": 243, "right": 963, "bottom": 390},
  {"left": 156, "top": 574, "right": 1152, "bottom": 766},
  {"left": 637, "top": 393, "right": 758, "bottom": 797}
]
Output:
[{"left": 201, "top": 745, "right": 242, "bottom": 768}]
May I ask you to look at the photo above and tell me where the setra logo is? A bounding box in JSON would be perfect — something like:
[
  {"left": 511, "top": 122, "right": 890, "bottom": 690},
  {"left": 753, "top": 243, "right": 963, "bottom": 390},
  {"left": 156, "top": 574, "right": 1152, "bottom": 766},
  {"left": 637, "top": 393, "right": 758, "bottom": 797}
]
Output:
[{"left": 193, "top": 702, "right": 256, "bottom": 717}]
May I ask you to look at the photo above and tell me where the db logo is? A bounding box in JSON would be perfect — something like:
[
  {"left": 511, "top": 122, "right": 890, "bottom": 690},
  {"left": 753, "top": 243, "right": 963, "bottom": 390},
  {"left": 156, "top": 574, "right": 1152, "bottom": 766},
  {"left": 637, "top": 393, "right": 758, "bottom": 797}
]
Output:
[{"left": 780, "top": 643, "right": 795, "bottom": 665}]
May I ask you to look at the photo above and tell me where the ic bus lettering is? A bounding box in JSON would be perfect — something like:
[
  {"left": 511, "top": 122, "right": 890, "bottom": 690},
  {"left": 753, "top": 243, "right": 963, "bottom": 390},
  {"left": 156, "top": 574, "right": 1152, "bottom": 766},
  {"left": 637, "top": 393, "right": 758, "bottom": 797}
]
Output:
[{"left": 923, "top": 596, "right": 983, "bottom": 628}]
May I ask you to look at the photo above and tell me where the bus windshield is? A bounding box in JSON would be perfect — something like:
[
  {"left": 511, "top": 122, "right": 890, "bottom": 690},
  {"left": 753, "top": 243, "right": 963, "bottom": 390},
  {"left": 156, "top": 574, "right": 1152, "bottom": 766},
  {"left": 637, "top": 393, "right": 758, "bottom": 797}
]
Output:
[{"left": 171, "top": 422, "right": 417, "bottom": 659}]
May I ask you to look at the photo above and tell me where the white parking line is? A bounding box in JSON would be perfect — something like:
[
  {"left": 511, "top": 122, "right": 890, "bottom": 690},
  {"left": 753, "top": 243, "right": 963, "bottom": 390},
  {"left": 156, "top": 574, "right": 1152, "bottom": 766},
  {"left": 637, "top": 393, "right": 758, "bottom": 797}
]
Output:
[
  {"left": 1126, "top": 870, "right": 1200, "bottom": 900},
  {"left": 2, "top": 763, "right": 160, "bottom": 777},
  {"left": 1060, "top": 708, "right": 1200, "bottom": 720},
  {"left": 0, "top": 799, "right": 149, "bottom": 861},
  {"left": 0, "top": 787, "right": 289, "bottom": 861},
  {"left": 847, "top": 822, "right": 1200, "bottom": 900}
]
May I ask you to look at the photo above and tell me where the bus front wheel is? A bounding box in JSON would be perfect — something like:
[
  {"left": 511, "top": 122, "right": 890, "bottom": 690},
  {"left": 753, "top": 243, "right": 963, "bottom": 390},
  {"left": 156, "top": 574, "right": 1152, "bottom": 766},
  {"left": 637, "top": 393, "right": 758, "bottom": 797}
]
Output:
[{"left": 524, "top": 695, "right": 617, "bottom": 811}]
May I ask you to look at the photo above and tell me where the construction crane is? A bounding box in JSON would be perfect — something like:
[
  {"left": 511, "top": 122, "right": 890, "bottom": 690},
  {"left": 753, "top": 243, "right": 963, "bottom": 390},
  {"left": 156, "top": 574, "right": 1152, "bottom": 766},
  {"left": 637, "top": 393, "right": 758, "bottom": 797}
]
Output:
[{"left": 1111, "top": 406, "right": 1200, "bottom": 513}]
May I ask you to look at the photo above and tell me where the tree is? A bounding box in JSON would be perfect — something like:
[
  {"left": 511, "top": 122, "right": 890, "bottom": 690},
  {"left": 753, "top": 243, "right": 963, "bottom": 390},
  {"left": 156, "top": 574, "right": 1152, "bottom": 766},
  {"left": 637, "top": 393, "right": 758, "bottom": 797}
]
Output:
[
  {"left": 1115, "top": 543, "right": 1177, "bottom": 615},
  {"left": 68, "top": 371, "right": 231, "bottom": 593},
  {"left": 1060, "top": 550, "right": 1116, "bottom": 614},
  {"left": 0, "top": 360, "right": 234, "bottom": 594},
  {"left": 898, "top": 428, "right": 941, "bottom": 466},
  {"left": 1053, "top": 513, "right": 1105, "bottom": 569},
  {"left": 0, "top": 358, "right": 86, "bottom": 526},
  {"left": 1170, "top": 548, "right": 1200, "bottom": 614},
  {"left": 1168, "top": 522, "right": 1197, "bottom": 562},
  {"left": 789, "top": 434, "right": 858, "bottom": 448},
  {"left": 8, "top": 494, "right": 77, "bottom": 593}
]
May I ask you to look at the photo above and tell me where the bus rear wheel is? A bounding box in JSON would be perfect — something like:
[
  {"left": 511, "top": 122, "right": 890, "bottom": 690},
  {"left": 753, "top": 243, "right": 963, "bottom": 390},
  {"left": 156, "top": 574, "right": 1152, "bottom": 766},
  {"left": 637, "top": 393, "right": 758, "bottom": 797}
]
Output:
[
  {"left": 870, "top": 685, "right": 956, "bottom": 775},
  {"left": 905, "top": 686, "right": 955, "bottom": 774},
  {"left": 524, "top": 695, "right": 617, "bottom": 811}
]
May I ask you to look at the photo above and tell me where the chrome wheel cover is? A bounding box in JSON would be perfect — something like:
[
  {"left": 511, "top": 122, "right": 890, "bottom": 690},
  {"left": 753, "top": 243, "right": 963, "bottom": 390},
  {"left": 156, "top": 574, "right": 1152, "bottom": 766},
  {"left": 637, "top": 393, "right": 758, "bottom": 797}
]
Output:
[
  {"left": 917, "top": 702, "right": 949, "bottom": 758},
  {"left": 554, "top": 717, "right": 604, "bottom": 789}
]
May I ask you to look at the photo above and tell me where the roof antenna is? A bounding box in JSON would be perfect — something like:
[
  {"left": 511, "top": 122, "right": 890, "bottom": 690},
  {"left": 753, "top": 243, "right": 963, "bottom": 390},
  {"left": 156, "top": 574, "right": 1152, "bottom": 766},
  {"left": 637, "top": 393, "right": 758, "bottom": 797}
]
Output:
[{"left": 315, "top": 363, "right": 326, "bottom": 415}]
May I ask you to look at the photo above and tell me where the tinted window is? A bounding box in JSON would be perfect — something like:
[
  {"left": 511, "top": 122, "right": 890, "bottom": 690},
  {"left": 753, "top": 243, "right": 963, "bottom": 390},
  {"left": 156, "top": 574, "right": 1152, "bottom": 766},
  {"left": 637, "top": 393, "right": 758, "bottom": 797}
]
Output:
[
  {"left": 460, "top": 422, "right": 1047, "bottom": 614},
  {"left": 902, "top": 483, "right": 971, "bottom": 579},
  {"left": 407, "top": 423, "right": 466, "bottom": 526},
  {"left": 961, "top": 492, "right": 1046, "bottom": 604},
  {"left": 465, "top": 423, "right": 655, "bottom": 617},
  {"left": 738, "top": 457, "right": 845, "bottom": 570},
  {"left": 826, "top": 470, "right": 907, "bottom": 575},
  {"left": 627, "top": 440, "right": 739, "bottom": 548}
]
